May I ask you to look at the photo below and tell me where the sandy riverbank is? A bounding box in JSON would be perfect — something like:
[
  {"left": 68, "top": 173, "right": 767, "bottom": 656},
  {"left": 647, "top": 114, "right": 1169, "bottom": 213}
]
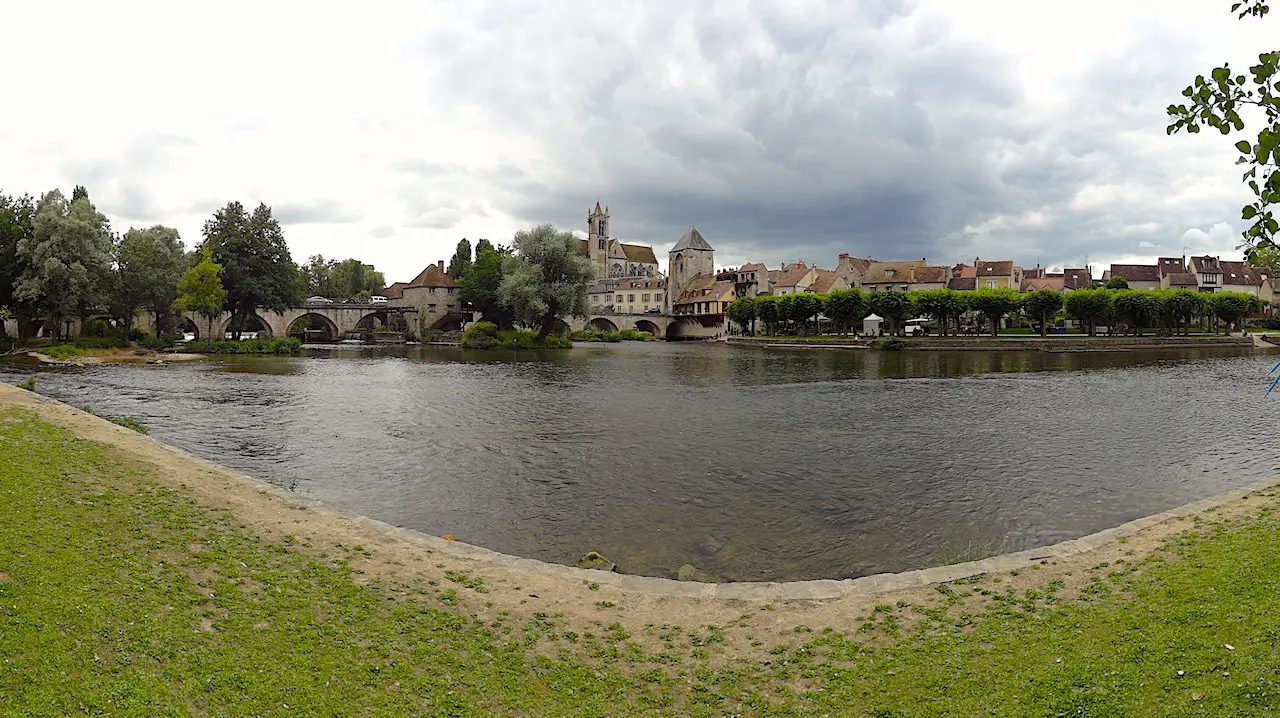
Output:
[
  {"left": 21, "top": 348, "right": 208, "bottom": 365},
  {"left": 1, "top": 380, "right": 1276, "bottom": 663}
]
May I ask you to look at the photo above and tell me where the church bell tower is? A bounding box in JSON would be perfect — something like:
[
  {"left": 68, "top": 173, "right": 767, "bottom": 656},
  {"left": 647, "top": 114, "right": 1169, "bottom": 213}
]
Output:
[{"left": 587, "top": 201, "right": 609, "bottom": 278}]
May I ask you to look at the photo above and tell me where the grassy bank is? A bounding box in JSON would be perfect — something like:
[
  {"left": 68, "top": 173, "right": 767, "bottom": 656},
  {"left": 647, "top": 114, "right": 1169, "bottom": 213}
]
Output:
[{"left": 3, "top": 400, "right": 1280, "bottom": 715}]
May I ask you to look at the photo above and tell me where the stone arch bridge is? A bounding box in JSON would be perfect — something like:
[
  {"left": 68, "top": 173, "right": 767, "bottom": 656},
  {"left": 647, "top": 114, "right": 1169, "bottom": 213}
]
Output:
[
  {"left": 565, "top": 313, "right": 722, "bottom": 340},
  {"left": 140, "top": 303, "right": 414, "bottom": 341}
]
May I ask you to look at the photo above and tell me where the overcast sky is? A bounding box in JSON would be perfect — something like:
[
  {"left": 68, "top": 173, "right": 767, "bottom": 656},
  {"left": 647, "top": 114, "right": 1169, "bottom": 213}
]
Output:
[{"left": 0, "top": 1, "right": 1271, "bottom": 280}]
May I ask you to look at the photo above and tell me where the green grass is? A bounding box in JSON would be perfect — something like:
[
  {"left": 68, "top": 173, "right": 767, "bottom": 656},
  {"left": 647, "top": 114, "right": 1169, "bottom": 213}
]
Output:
[
  {"left": 4, "top": 406, "right": 1280, "bottom": 715},
  {"left": 182, "top": 337, "right": 302, "bottom": 355},
  {"left": 570, "top": 329, "right": 654, "bottom": 342}
]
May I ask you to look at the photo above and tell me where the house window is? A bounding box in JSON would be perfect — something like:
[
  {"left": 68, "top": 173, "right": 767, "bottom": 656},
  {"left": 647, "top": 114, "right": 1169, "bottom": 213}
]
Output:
[
  {"left": 591, "top": 295, "right": 598, "bottom": 303},
  {"left": 628, "top": 294, "right": 635, "bottom": 302},
  {"left": 642, "top": 293, "right": 649, "bottom": 302},
  {"left": 429, "top": 287, "right": 436, "bottom": 294},
  {"left": 616, "top": 296, "right": 622, "bottom": 303},
  {"left": 985, "top": 280, "right": 997, "bottom": 289}
]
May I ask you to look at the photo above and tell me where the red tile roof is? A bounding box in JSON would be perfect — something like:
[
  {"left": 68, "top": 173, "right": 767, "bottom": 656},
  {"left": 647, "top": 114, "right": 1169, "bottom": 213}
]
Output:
[
  {"left": 1021, "top": 277, "right": 1065, "bottom": 292},
  {"left": 910, "top": 266, "right": 950, "bottom": 284},
  {"left": 975, "top": 260, "right": 1014, "bottom": 277}
]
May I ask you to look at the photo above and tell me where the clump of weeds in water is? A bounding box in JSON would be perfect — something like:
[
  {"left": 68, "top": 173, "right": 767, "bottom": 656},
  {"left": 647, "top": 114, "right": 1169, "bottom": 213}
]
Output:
[{"left": 16, "top": 376, "right": 35, "bottom": 392}]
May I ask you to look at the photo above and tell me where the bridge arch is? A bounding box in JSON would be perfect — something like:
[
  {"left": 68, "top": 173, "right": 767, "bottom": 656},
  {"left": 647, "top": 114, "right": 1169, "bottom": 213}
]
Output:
[
  {"left": 353, "top": 312, "right": 389, "bottom": 334},
  {"left": 179, "top": 317, "right": 202, "bottom": 341},
  {"left": 587, "top": 317, "right": 619, "bottom": 332},
  {"left": 217, "top": 312, "right": 273, "bottom": 340},
  {"left": 287, "top": 312, "right": 341, "bottom": 342},
  {"left": 665, "top": 320, "right": 685, "bottom": 340},
  {"left": 634, "top": 319, "right": 662, "bottom": 336}
]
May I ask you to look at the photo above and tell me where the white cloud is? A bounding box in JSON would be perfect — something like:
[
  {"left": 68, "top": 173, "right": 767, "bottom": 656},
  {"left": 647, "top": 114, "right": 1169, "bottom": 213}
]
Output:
[{"left": 0, "top": 0, "right": 1269, "bottom": 280}]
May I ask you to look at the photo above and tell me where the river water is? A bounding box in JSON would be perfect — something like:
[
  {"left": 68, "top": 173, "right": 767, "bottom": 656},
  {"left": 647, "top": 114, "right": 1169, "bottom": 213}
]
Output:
[{"left": 3, "top": 343, "right": 1277, "bottom": 582}]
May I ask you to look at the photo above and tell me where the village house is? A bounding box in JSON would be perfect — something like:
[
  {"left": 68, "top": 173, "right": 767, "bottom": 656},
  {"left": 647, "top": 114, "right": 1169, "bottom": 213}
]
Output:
[
  {"left": 770, "top": 262, "right": 819, "bottom": 295},
  {"left": 807, "top": 268, "right": 848, "bottom": 294},
  {"left": 1187, "top": 255, "right": 1223, "bottom": 292},
  {"left": 1103, "top": 264, "right": 1162, "bottom": 290},
  {"left": 858, "top": 260, "right": 926, "bottom": 292},
  {"left": 385, "top": 261, "right": 465, "bottom": 332},
  {"left": 973, "top": 259, "right": 1021, "bottom": 290},
  {"left": 732, "top": 262, "right": 769, "bottom": 297},
  {"left": 833, "top": 253, "right": 874, "bottom": 288}
]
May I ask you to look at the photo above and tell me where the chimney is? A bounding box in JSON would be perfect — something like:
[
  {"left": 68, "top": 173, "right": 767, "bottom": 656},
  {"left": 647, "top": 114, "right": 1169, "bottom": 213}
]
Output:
[{"left": 437, "top": 260, "right": 445, "bottom": 272}]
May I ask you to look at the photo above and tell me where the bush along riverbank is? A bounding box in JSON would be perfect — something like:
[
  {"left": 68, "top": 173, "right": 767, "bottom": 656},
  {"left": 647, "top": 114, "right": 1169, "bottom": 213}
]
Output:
[
  {"left": 570, "top": 328, "right": 655, "bottom": 342},
  {"left": 181, "top": 337, "right": 302, "bottom": 355},
  {"left": 460, "top": 321, "right": 572, "bottom": 350},
  {"left": 5, "top": 387, "right": 1280, "bottom": 715}
]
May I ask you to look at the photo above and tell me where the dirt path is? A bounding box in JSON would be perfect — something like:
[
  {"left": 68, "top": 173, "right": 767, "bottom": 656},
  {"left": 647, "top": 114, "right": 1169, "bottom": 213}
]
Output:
[{"left": 2, "top": 381, "right": 1275, "bottom": 662}]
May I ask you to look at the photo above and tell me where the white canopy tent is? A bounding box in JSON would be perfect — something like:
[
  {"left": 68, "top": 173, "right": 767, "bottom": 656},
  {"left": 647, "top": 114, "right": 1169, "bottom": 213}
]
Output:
[{"left": 862, "top": 313, "right": 883, "bottom": 336}]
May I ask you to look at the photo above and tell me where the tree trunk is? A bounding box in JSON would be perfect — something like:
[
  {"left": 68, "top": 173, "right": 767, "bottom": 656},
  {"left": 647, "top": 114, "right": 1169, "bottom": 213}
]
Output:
[
  {"left": 1039, "top": 312, "right": 1048, "bottom": 337},
  {"left": 990, "top": 314, "right": 999, "bottom": 337},
  {"left": 535, "top": 314, "right": 554, "bottom": 342}
]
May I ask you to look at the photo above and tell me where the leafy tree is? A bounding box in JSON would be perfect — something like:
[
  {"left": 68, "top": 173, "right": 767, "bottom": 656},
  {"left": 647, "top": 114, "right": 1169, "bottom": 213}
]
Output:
[
  {"left": 788, "top": 293, "right": 826, "bottom": 335},
  {"left": 726, "top": 296, "right": 759, "bottom": 334},
  {"left": 115, "top": 225, "right": 186, "bottom": 335},
  {"left": 331, "top": 258, "right": 385, "bottom": 299},
  {"left": 825, "top": 288, "right": 865, "bottom": 335},
  {"left": 1064, "top": 288, "right": 1112, "bottom": 336},
  {"left": 447, "top": 238, "right": 473, "bottom": 279},
  {"left": 867, "top": 289, "right": 912, "bottom": 335},
  {"left": 1250, "top": 242, "right": 1280, "bottom": 274},
  {"left": 967, "top": 288, "right": 1022, "bottom": 337},
  {"left": 172, "top": 251, "right": 228, "bottom": 341},
  {"left": 756, "top": 296, "right": 781, "bottom": 335},
  {"left": 1110, "top": 289, "right": 1160, "bottom": 336},
  {"left": 1161, "top": 289, "right": 1208, "bottom": 335},
  {"left": 301, "top": 254, "right": 337, "bottom": 298},
  {"left": 15, "top": 189, "right": 114, "bottom": 339},
  {"left": 776, "top": 294, "right": 797, "bottom": 333},
  {"left": 498, "top": 224, "right": 595, "bottom": 340},
  {"left": 1106, "top": 275, "right": 1130, "bottom": 290},
  {"left": 1167, "top": 0, "right": 1278, "bottom": 251},
  {"left": 910, "top": 289, "right": 969, "bottom": 337},
  {"left": 1021, "top": 289, "right": 1064, "bottom": 337},
  {"left": 0, "top": 193, "right": 36, "bottom": 334},
  {"left": 1208, "top": 290, "right": 1264, "bottom": 333},
  {"left": 198, "top": 202, "right": 301, "bottom": 339},
  {"left": 461, "top": 242, "right": 513, "bottom": 328}
]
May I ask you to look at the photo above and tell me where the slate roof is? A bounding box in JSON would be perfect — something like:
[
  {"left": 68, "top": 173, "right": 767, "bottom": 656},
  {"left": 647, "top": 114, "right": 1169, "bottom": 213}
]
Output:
[
  {"left": 808, "top": 270, "right": 840, "bottom": 294},
  {"left": 409, "top": 263, "right": 456, "bottom": 287},
  {"left": 671, "top": 226, "right": 714, "bottom": 252},
  {"left": 911, "top": 266, "right": 950, "bottom": 284},
  {"left": 1063, "top": 268, "right": 1092, "bottom": 290},
  {"left": 1190, "top": 255, "right": 1222, "bottom": 273},
  {"left": 620, "top": 243, "right": 657, "bottom": 264},
  {"left": 1021, "top": 277, "right": 1065, "bottom": 292},
  {"left": 1220, "top": 261, "right": 1265, "bottom": 286},
  {"left": 975, "top": 260, "right": 1015, "bottom": 277},
  {"left": 1165, "top": 272, "right": 1198, "bottom": 286},
  {"left": 615, "top": 277, "right": 666, "bottom": 290},
  {"left": 383, "top": 281, "right": 409, "bottom": 299},
  {"left": 948, "top": 277, "right": 976, "bottom": 291},
  {"left": 1108, "top": 264, "right": 1161, "bottom": 282},
  {"left": 1157, "top": 257, "right": 1186, "bottom": 276}
]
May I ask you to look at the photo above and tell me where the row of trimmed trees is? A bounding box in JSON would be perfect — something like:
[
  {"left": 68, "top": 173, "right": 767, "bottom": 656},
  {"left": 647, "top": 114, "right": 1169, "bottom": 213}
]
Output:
[
  {"left": 726, "top": 287, "right": 1268, "bottom": 338},
  {"left": 0, "top": 187, "right": 386, "bottom": 343}
]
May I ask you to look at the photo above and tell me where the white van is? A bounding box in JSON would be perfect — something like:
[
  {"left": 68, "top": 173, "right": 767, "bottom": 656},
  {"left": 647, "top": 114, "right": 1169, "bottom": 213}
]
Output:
[
  {"left": 903, "top": 318, "right": 929, "bottom": 336},
  {"left": 370, "top": 295, "right": 388, "bottom": 306}
]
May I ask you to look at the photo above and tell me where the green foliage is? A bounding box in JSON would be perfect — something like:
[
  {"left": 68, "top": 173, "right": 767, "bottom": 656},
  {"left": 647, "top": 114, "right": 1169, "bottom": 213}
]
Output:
[
  {"left": 878, "top": 336, "right": 908, "bottom": 350},
  {"left": 825, "top": 289, "right": 865, "bottom": 334},
  {"left": 1064, "top": 288, "right": 1113, "bottom": 336},
  {"left": 107, "top": 415, "right": 149, "bottom": 434},
  {"left": 42, "top": 344, "right": 83, "bottom": 360},
  {"left": 497, "top": 224, "right": 595, "bottom": 340},
  {"left": 1207, "top": 290, "right": 1265, "bottom": 332},
  {"left": 867, "top": 289, "right": 913, "bottom": 334},
  {"left": 15, "top": 376, "right": 35, "bottom": 391},
  {"left": 300, "top": 255, "right": 384, "bottom": 300},
  {"left": 0, "top": 193, "right": 36, "bottom": 315},
  {"left": 72, "top": 336, "right": 129, "bottom": 350},
  {"left": 785, "top": 293, "right": 826, "bottom": 335},
  {"left": 114, "top": 225, "right": 186, "bottom": 334},
  {"left": 198, "top": 202, "right": 301, "bottom": 338},
  {"left": 446, "top": 238, "right": 473, "bottom": 279},
  {"left": 1021, "top": 290, "right": 1064, "bottom": 337},
  {"left": 966, "top": 288, "right": 1022, "bottom": 337},
  {"left": 726, "top": 295, "right": 759, "bottom": 332},
  {"left": 460, "top": 242, "right": 512, "bottom": 327},
  {"left": 15, "top": 189, "right": 114, "bottom": 339},
  {"left": 570, "top": 329, "right": 653, "bottom": 342},
  {"left": 910, "top": 289, "right": 967, "bottom": 336},
  {"left": 172, "top": 251, "right": 228, "bottom": 341},
  {"left": 1167, "top": 2, "right": 1279, "bottom": 248},
  {"left": 756, "top": 295, "right": 782, "bottom": 334},
  {"left": 461, "top": 321, "right": 570, "bottom": 349},
  {"left": 1105, "top": 275, "right": 1130, "bottom": 290},
  {"left": 183, "top": 338, "right": 301, "bottom": 355},
  {"left": 1110, "top": 289, "right": 1160, "bottom": 335}
]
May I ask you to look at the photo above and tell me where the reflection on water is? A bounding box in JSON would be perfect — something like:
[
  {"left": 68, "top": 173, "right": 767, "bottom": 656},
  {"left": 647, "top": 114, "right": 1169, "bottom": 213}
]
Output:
[{"left": 3, "top": 342, "right": 1277, "bottom": 581}]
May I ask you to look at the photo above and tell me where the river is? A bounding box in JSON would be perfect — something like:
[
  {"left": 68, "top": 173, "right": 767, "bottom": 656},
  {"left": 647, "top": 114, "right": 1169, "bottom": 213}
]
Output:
[{"left": 3, "top": 342, "right": 1278, "bottom": 582}]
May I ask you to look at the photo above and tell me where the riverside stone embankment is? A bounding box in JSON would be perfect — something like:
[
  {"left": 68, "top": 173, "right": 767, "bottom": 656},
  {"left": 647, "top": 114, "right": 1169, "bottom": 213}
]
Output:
[{"left": 727, "top": 334, "right": 1256, "bottom": 351}]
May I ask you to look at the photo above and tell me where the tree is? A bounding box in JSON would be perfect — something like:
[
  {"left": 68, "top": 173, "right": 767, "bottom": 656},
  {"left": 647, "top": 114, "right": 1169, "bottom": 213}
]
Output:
[
  {"left": 1167, "top": 0, "right": 1278, "bottom": 251},
  {"left": 1106, "top": 275, "right": 1130, "bottom": 290},
  {"left": 461, "top": 242, "right": 513, "bottom": 327},
  {"left": 447, "top": 238, "right": 473, "bottom": 279},
  {"left": 1022, "top": 289, "right": 1064, "bottom": 337},
  {"left": 1208, "top": 290, "right": 1264, "bottom": 333},
  {"left": 1162, "top": 289, "right": 1208, "bottom": 335},
  {"left": 726, "top": 296, "right": 759, "bottom": 334},
  {"left": 115, "top": 225, "right": 186, "bottom": 335},
  {"left": 198, "top": 201, "right": 301, "bottom": 339},
  {"left": 15, "top": 189, "right": 113, "bottom": 339},
  {"left": 826, "top": 288, "right": 865, "bottom": 335},
  {"left": 301, "top": 254, "right": 337, "bottom": 298},
  {"left": 1064, "top": 289, "right": 1112, "bottom": 336},
  {"left": 498, "top": 224, "right": 595, "bottom": 340},
  {"left": 788, "top": 293, "right": 826, "bottom": 335},
  {"left": 967, "top": 288, "right": 1022, "bottom": 337},
  {"left": 172, "top": 251, "right": 228, "bottom": 341},
  {"left": 910, "top": 288, "right": 969, "bottom": 337},
  {"left": 1110, "top": 289, "right": 1160, "bottom": 336},
  {"left": 0, "top": 193, "right": 36, "bottom": 335},
  {"left": 756, "top": 296, "right": 781, "bottom": 335},
  {"left": 867, "top": 289, "right": 912, "bottom": 335},
  {"left": 331, "top": 258, "right": 385, "bottom": 299}
]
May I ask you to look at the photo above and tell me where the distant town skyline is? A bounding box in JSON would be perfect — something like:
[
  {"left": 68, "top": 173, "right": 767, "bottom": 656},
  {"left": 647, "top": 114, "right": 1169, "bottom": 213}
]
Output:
[{"left": 1, "top": 1, "right": 1268, "bottom": 280}]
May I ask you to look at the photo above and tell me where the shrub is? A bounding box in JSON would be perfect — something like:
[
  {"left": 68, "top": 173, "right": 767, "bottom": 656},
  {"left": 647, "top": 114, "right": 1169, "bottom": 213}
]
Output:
[
  {"left": 107, "top": 416, "right": 149, "bottom": 434},
  {"left": 878, "top": 336, "right": 908, "bottom": 351},
  {"left": 1250, "top": 316, "right": 1280, "bottom": 330},
  {"left": 139, "top": 333, "right": 179, "bottom": 351},
  {"left": 463, "top": 324, "right": 571, "bottom": 350},
  {"left": 571, "top": 329, "right": 654, "bottom": 342},
  {"left": 43, "top": 344, "right": 84, "bottom": 360},
  {"left": 72, "top": 336, "right": 129, "bottom": 350},
  {"left": 16, "top": 376, "right": 36, "bottom": 392},
  {"left": 0, "top": 332, "right": 14, "bottom": 353},
  {"left": 183, "top": 337, "right": 301, "bottom": 355}
]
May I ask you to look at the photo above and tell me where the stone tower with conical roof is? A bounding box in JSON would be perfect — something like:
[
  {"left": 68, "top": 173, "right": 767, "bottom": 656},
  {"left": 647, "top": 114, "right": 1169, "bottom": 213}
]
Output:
[
  {"left": 587, "top": 202, "right": 610, "bottom": 276},
  {"left": 667, "top": 225, "right": 715, "bottom": 310}
]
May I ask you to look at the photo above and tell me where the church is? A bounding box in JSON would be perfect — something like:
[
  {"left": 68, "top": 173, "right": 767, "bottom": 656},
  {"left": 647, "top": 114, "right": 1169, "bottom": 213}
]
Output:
[{"left": 579, "top": 202, "right": 660, "bottom": 279}]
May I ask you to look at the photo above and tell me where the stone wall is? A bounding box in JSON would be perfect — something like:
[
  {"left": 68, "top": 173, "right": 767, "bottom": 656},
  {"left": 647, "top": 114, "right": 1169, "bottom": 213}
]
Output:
[{"left": 727, "top": 335, "right": 1255, "bottom": 351}]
